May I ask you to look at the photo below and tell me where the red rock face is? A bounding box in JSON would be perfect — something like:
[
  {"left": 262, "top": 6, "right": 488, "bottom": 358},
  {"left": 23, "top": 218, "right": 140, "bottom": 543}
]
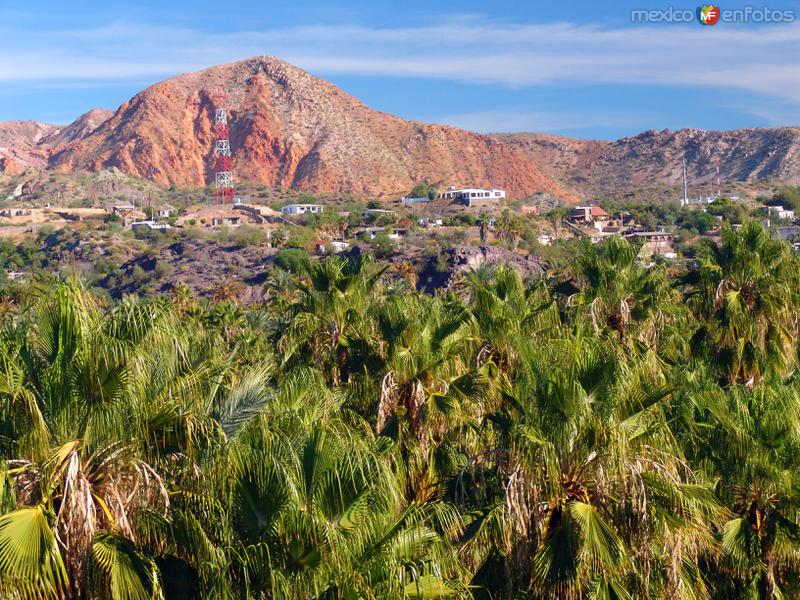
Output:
[
  {"left": 3, "top": 56, "right": 570, "bottom": 199},
  {"left": 0, "top": 120, "right": 59, "bottom": 172}
]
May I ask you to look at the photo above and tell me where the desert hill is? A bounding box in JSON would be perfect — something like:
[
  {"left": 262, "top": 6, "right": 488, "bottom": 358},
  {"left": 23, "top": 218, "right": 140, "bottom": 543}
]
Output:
[{"left": 0, "top": 56, "right": 798, "bottom": 200}]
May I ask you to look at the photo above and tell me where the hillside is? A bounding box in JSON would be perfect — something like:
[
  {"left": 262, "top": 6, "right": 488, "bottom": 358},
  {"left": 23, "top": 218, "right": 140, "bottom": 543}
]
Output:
[
  {"left": 0, "top": 56, "right": 798, "bottom": 201},
  {"left": 492, "top": 127, "right": 800, "bottom": 199},
  {"left": 16, "top": 57, "right": 568, "bottom": 199},
  {"left": 0, "top": 120, "right": 59, "bottom": 173}
]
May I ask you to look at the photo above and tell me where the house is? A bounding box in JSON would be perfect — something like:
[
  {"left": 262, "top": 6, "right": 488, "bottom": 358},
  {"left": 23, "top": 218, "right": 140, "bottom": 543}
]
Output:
[
  {"left": 365, "top": 227, "right": 408, "bottom": 240},
  {"left": 212, "top": 216, "right": 241, "bottom": 226},
  {"left": 281, "top": 204, "right": 323, "bottom": 215},
  {"left": 570, "top": 205, "right": 610, "bottom": 223},
  {"left": 362, "top": 209, "right": 396, "bottom": 220},
  {"left": 315, "top": 240, "right": 351, "bottom": 254},
  {"left": 762, "top": 205, "right": 795, "bottom": 221},
  {"left": 417, "top": 217, "right": 443, "bottom": 228},
  {"left": 131, "top": 220, "right": 172, "bottom": 232},
  {"left": 157, "top": 204, "right": 175, "bottom": 219},
  {"left": 439, "top": 187, "right": 506, "bottom": 208},
  {"left": 627, "top": 231, "right": 676, "bottom": 260},
  {"left": 401, "top": 197, "right": 432, "bottom": 205},
  {"left": 681, "top": 196, "right": 716, "bottom": 206},
  {"left": 112, "top": 205, "right": 136, "bottom": 215},
  {"left": 569, "top": 205, "right": 613, "bottom": 232}
]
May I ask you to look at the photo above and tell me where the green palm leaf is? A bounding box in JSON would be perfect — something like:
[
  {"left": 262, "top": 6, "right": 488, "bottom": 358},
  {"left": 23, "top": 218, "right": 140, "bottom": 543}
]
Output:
[{"left": 0, "top": 505, "right": 67, "bottom": 599}]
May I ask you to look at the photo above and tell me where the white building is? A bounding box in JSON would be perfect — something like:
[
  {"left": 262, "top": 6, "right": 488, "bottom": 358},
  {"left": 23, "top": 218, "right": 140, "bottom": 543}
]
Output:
[
  {"left": 365, "top": 226, "right": 408, "bottom": 240},
  {"left": 131, "top": 220, "right": 172, "bottom": 231},
  {"left": 417, "top": 217, "right": 443, "bottom": 228},
  {"left": 439, "top": 187, "right": 505, "bottom": 207},
  {"left": 316, "top": 240, "right": 351, "bottom": 254},
  {"left": 763, "top": 205, "right": 795, "bottom": 221},
  {"left": 157, "top": 205, "right": 175, "bottom": 219},
  {"left": 281, "top": 204, "right": 324, "bottom": 215}
]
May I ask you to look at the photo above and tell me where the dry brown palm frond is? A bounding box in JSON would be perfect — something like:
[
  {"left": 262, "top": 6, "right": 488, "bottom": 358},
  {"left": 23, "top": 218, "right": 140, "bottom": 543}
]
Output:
[{"left": 376, "top": 371, "right": 397, "bottom": 434}]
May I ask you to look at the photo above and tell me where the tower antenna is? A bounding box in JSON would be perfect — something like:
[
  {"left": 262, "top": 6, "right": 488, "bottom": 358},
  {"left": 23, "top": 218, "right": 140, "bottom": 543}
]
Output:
[
  {"left": 682, "top": 157, "right": 688, "bottom": 207},
  {"left": 210, "top": 88, "right": 235, "bottom": 204}
]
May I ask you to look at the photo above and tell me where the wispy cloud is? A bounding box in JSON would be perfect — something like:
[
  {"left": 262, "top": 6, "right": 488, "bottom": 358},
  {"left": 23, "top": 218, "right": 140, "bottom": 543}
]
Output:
[{"left": 0, "top": 18, "right": 799, "bottom": 111}]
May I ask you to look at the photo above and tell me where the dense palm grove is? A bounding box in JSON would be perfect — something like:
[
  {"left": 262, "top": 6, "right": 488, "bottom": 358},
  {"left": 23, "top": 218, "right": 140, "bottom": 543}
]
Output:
[{"left": 1, "top": 221, "right": 800, "bottom": 599}]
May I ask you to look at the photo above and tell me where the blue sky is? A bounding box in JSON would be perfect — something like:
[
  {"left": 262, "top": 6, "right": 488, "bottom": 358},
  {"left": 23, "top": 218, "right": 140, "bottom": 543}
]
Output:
[{"left": 1, "top": 0, "right": 798, "bottom": 139}]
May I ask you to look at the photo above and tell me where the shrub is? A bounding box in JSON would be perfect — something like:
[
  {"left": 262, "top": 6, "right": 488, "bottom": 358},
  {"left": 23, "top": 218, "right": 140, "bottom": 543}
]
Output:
[{"left": 274, "top": 248, "right": 310, "bottom": 273}]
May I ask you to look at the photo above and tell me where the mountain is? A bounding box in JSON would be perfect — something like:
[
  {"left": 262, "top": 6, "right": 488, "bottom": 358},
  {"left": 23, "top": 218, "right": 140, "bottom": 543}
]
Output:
[
  {"left": 492, "top": 128, "right": 800, "bottom": 199},
  {"left": 40, "top": 109, "right": 113, "bottom": 149},
  {"left": 42, "top": 57, "right": 568, "bottom": 199},
  {"left": 0, "top": 121, "right": 59, "bottom": 174},
  {"left": 0, "top": 56, "right": 798, "bottom": 200}
]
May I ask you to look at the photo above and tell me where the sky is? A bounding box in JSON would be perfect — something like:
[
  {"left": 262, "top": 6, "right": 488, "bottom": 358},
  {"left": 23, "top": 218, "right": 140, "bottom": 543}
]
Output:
[{"left": 1, "top": 0, "right": 798, "bottom": 139}]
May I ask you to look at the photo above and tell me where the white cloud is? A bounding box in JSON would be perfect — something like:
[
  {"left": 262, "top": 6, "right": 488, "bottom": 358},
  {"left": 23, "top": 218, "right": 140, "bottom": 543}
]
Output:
[{"left": 0, "top": 18, "right": 798, "bottom": 107}]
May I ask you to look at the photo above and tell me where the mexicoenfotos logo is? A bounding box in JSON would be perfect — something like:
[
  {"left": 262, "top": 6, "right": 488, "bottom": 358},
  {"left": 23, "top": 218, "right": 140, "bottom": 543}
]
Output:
[
  {"left": 631, "top": 4, "right": 795, "bottom": 24},
  {"left": 697, "top": 4, "right": 721, "bottom": 25}
]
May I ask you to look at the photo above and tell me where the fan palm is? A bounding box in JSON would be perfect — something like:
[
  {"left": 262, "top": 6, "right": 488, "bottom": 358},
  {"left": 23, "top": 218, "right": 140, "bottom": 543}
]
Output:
[
  {"left": 569, "top": 236, "right": 676, "bottom": 347},
  {"left": 460, "top": 335, "right": 720, "bottom": 599},
  {"left": 684, "top": 222, "right": 800, "bottom": 385}
]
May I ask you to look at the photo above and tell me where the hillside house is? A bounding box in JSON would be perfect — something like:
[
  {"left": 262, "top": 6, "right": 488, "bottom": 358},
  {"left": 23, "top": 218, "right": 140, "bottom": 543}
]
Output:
[
  {"left": 570, "top": 205, "right": 610, "bottom": 223},
  {"left": 131, "top": 220, "right": 172, "bottom": 232},
  {"left": 157, "top": 205, "right": 175, "bottom": 218},
  {"left": 365, "top": 226, "right": 408, "bottom": 240},
  {"left": 762, "top": 205, "right": 795, "bottom": 221},
  {"left": 315, "top": 240, "right": 351, "bottom": 254},
  {"left": 569, "top": 205, "right": 612, "bottom": 231},
  {"left": 439, "top": 187, "right": 506, "bottom": 208},
  {"left": 281, "top": 204, "right": 323, "bottom": 215},
  {"left": 212, "top": 216, "right": 241, "bottom": 226},
  {"left": 401, "top": 197, "right": 432, "bottom": 205},
  {"left": 627, "top": 231, "right": 676, "bottom": 260},
  {"left": 417, "top": 218, "right": 443, "bottom": 228}
]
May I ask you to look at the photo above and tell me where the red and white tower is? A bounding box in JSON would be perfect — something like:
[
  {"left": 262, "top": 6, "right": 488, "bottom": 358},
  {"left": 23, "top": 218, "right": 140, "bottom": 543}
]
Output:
[{"left": 211, "top": 89, "right": 235, "bottom": 204}]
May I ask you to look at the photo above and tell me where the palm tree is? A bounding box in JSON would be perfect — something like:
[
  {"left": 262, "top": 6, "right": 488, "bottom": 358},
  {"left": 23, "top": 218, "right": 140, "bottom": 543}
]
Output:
[
  {"left": 463, "top": 265, "right": 560, "bottom": 371},
  {"left": 0, "top": 282, "right": 171, "bottom": 598},
  {"left": 370, "top": 294, "right": 486, "bottom": 501},
  {"left": 689, "top": 380, "right": 800, "bottom": 598},
  {"left": 280, "top": 255, "right": 385, "bottom": 386},
  {"left": 459, "top": 336, "right": 720, "bottom": 599},
  {"left": 569, "top": 236, "right": 676, "bottom": 346},
  {"left": 684, "top": 222, "right": 800, "bottom": 385}
]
